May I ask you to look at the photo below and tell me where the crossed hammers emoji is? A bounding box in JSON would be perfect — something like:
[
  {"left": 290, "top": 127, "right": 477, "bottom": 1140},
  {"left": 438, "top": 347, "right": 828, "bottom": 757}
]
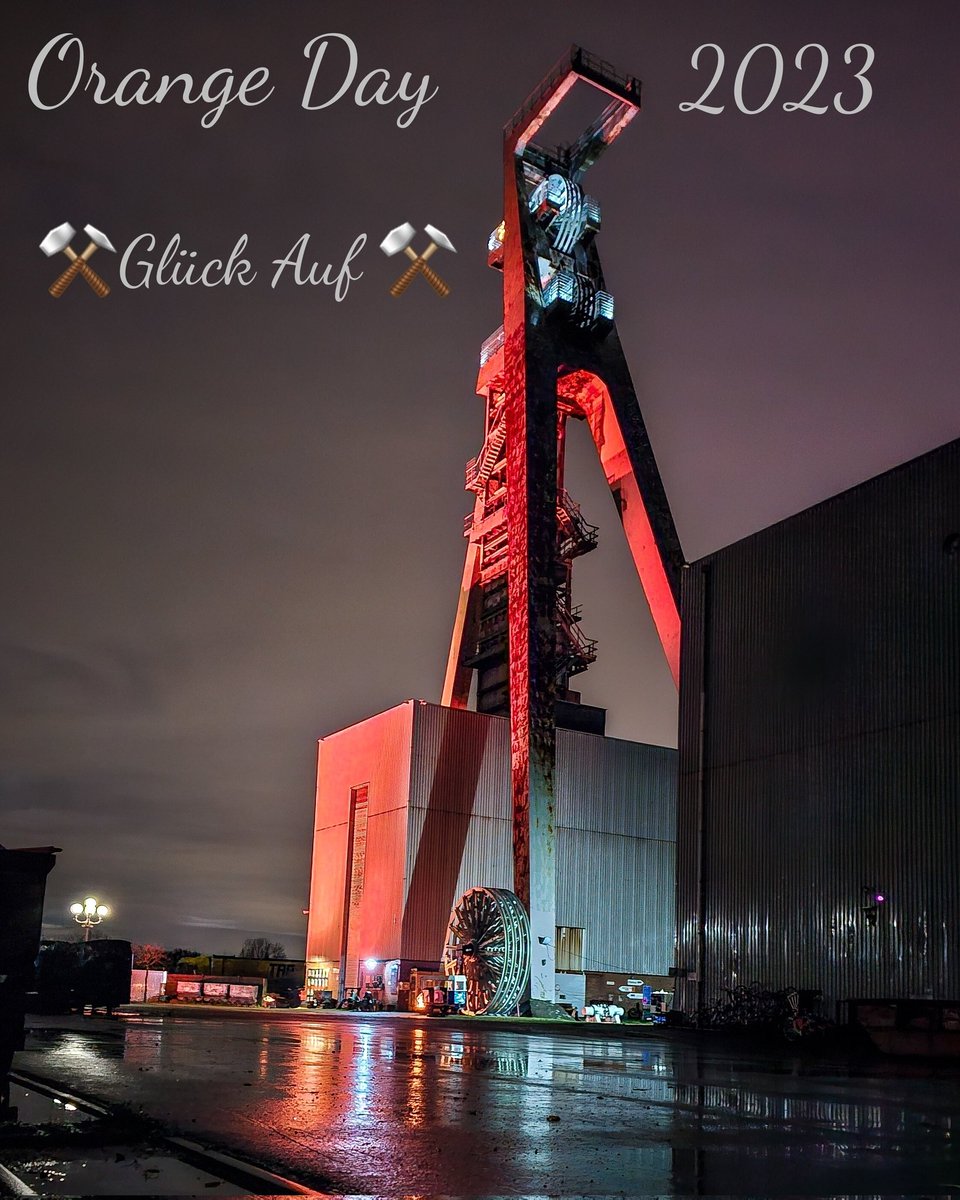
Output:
[
  {"left": 380, "top": 223, "right": 456, "bottom": 297},
  {"left": 40, "top": 222, "right": 115, "bottom": 298}
]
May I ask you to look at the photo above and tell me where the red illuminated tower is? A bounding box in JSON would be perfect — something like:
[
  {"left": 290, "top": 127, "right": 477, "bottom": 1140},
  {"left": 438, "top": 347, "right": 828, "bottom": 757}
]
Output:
[{"left": 443, "top": 47, "right": 683, "bottom": 1010}]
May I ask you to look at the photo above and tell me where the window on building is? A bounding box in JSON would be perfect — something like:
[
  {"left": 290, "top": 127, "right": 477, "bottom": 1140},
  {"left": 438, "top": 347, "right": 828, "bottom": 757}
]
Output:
[
  {"left": 348, "top": 785, "right": 369, "bottom": 908},
  {"left": 555, "top": 926, "right": 584, "bottom": 971}
]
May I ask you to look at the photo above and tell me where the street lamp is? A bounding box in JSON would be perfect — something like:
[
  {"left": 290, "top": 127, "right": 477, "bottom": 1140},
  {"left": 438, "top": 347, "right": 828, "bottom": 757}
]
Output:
[{"left": 69, "top": 896, "right": 109, "bottom": 941}]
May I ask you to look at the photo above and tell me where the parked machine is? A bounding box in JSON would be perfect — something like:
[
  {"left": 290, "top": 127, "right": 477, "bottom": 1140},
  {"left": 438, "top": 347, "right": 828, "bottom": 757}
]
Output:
[
  {"left": 409, "top": 970, "right": 467, "bottom": 1016},
  {"left": 1, "top": 845, "right": 58, "bottom": 1120},
  {"left": 581, "top": 1003, "right": 624, "bottom": 1023}
]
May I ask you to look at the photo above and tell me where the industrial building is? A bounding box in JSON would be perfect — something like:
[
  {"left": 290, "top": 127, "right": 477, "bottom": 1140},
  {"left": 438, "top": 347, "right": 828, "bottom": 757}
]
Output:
[
  {"left": 305, "top": 700, "right": 676, "bottom": 1007},
  {"left": 307, "top": 48, "right": 956, "bottom": 1024},
  {"left": 675, "top": 437, "right": 960, "bottom": 1018}
]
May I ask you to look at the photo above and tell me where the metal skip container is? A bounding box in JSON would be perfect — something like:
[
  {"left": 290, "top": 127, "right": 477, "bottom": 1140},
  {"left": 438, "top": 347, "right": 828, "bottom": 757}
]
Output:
[{"left": 0, "top": 844, "right": 59, "bottom": 1118}]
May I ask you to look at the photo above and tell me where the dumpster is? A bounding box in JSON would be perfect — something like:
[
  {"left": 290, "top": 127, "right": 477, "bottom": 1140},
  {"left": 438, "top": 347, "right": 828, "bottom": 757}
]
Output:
[{"left": 0, "top": 844, "right": 59, "bottom": 1120}]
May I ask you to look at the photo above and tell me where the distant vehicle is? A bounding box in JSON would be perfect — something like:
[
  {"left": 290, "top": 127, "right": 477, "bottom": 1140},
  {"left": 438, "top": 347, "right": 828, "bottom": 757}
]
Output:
[{"left": 262, "top": 990, "right": 300, "bottom": 1009}]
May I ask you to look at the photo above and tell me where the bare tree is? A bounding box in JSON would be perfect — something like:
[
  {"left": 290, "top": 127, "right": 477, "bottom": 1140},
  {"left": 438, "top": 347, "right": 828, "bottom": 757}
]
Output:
[
  {"left": 240, "top": 937, "right": 287, "bottom": 960},
  {"left": 132, "top": 942, "right": 168, "bottom": 969}
]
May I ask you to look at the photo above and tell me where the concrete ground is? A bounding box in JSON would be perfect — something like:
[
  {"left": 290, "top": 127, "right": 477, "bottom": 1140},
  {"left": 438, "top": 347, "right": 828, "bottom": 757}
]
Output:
[{"left": 12, "top": 1008, "right": 960, "bottom": 1196}]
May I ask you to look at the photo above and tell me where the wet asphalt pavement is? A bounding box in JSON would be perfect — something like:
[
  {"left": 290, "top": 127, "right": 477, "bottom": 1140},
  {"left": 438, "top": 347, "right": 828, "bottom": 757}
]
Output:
[{"left": 14, "top": 1010, "right": 960, "bottom": 1196}]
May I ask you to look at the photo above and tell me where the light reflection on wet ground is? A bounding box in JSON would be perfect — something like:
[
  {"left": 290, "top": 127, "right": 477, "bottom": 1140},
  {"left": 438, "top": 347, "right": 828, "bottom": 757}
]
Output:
[
  {"left": 7, "top": 1082, "right": 92, "bottom": 1127},
  {"left": 16, "top": 1013, "right": 960, "bottom": 1196}
]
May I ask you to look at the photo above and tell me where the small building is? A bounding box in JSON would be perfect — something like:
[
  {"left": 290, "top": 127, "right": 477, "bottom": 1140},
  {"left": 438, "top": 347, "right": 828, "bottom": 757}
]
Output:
[
  {"left": 305, "top": 701, "right": 677, "bottom": 1004},
  {"left": 675, "top": 437, "right": 960, "bottom": 1018},
  {"left": 204, "top": 955, "right": 305, "bottom": 995}
]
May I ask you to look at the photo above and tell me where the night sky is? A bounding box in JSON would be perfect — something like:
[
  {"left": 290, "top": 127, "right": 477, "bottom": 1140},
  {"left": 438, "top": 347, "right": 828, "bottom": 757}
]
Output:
[{"left": 3, "top": 1, "right": 958, "bottom": 955}]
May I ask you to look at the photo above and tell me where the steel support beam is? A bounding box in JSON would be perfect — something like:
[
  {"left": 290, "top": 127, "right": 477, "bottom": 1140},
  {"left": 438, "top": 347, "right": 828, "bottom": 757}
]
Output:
[
  {"left": 502, "top": 147, "right": 559, "bottom": 1006},
  {"left": 558, "top": 359, "right": 683, "bottom": 685},
  {"left": 441, "top": 527, "right": 482, "bottom": 708}
]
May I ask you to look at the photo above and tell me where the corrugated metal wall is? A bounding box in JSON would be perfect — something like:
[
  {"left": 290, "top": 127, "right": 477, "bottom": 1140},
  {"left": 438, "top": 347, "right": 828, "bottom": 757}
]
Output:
[
  {"left": 676, "top": 438, "right": 960, "bottom": 1015},
  {"left": 404, "top": 702, "right": 676, "bottom": 972}
]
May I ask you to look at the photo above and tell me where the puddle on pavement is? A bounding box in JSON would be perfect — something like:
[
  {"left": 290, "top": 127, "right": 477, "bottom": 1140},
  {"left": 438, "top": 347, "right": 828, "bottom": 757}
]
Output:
[
  {"left": 2, "top": 1095, "right": 253, "bottom": 1197},
  {"left": 7, "top": 1083, "right": 94, "bottom": 1126},
  {"left": 6, "top": 1146, "right": 252, "bottom": 1196},
  {"left": 2, "top": 1081, "right": 256, "bottom": 1196}
]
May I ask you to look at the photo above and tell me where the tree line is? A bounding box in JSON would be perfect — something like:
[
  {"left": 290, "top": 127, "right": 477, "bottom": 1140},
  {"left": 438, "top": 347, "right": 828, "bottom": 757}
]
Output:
[{"left": 131, "top": 937, "right": 287, "bottom": 970}]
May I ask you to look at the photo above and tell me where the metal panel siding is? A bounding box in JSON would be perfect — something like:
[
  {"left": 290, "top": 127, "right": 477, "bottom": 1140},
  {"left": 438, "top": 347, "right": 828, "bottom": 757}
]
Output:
[
  {"left": 401, "top": 703, "right": 513, "bottom": 960},
  {"left": 677, "top": 439, "right": 960, "bottom": 1013},
  {"left": 556, "top": 730, "right": 676, "bottom": 841},
  {"left": 675, "top": 564, "right": 706, "bottom": 1011},
  {"left": 408, "top": 702, "right": 677, "bottom": 831},
  {"left": 345, "top": 805, "right": 407, "bottom": 967},
  {"left": 402, "top": 805, "right": 514, "bottom": 961},
  {"left": 402, "top": 702, "right": 677, "bottom": 970},
  {"left": 556, "top": 829, "right": 676, "bottom": 974},
  {"left": 409, "top": 701, "right": 511, "bottom": 819}
]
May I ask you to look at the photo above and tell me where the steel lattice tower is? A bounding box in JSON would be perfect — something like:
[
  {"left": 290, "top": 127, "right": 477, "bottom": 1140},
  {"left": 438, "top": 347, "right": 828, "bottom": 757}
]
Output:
[{"left": 443, "top": 47, "right": 682, "bottom": 1009}]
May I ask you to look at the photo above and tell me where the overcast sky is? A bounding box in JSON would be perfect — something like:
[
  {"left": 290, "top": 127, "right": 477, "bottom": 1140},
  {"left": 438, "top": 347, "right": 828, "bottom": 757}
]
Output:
[{"left": 3, "top": 0, "right": 957, "bottom": 955}]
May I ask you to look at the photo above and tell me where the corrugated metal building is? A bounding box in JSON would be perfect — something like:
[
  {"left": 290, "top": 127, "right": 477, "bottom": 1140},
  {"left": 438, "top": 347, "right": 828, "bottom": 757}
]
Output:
[
  {"left": 675, "top": 438, "right": 960, "bottom": 1017},
  {"left": 306, "top": 701, "right": 676, "bottom": 999}
]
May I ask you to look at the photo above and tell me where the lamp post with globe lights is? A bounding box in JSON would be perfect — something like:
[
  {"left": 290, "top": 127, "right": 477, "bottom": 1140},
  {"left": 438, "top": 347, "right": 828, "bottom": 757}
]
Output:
[{"left": 69, "top": 896, "right": 109, "bottom": 942}]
